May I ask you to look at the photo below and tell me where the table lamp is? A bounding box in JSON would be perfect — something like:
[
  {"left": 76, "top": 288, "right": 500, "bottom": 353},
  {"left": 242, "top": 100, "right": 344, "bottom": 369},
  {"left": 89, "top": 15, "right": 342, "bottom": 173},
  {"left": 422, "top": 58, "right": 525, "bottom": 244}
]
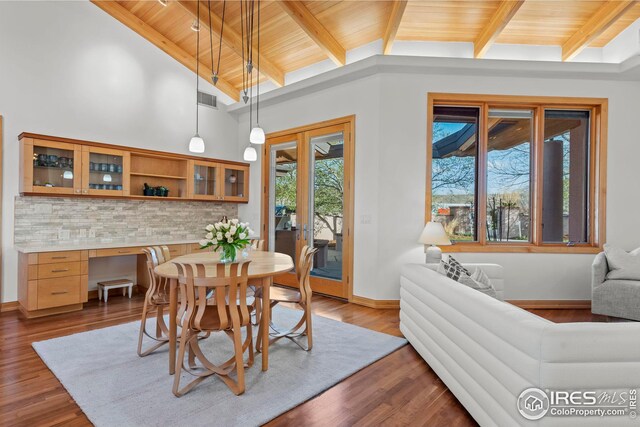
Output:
[{"left": 418, "top": 222, "right": 452, "bottom": 263}]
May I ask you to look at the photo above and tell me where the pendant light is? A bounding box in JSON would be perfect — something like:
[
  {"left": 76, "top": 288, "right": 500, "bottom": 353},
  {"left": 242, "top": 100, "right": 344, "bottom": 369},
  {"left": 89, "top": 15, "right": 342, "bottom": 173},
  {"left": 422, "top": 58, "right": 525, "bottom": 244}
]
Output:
[
  {"left": 244, "top": 62, "right": 258, "bottom": 161},
  {"left": 189, "top": 0, "right": 205, "bottom": 154},
  {"left": 249, "top": 0, "right": 265, "bottom": 145}
]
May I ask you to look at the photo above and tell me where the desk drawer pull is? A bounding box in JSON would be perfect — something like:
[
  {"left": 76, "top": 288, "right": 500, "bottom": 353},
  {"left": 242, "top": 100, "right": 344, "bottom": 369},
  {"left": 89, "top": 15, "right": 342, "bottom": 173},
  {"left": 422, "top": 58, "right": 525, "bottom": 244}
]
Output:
[
  {"left": 51, "top": 291, "right": 68, "bottom": 295},
  {"left": 51, "top": 256, "right": 68, "bottom": 260},
  {"left": 118, "top": 250, "right": 132, "bottom": 254},
  {"left": 51, "top": 269, "right": 70, "bottom": 273}
]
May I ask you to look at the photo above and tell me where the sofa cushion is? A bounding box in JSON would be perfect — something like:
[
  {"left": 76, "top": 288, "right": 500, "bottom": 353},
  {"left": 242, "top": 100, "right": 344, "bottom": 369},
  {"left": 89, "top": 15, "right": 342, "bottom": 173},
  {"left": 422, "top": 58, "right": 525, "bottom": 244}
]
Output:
[
  {"left": 447, "top": 255, "right": 470, "bottom": 275},
  {"left": 604, "top": 244, "right": 640, "bottom": 281}
]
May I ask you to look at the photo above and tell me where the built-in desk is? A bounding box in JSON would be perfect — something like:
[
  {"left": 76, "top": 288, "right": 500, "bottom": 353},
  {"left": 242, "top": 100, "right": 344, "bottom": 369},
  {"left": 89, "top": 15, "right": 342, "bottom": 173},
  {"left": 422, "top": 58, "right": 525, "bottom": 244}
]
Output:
[{"left": 16, "top": 240, "right": 206, "bottom": 318}]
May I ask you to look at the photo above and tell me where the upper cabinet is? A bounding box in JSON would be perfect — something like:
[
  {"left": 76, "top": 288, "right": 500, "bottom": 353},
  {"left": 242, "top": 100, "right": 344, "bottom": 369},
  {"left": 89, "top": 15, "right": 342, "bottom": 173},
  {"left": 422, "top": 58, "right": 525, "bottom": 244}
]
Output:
[
  {"left": 19, "top": 133, "right": 249, "bottom": 203},
  {"left": 221, "top": 164, "right": 249, "bottom": 202},
  {"left": 81, "top": 146, "right": 130, "bottom": 196},
  {"left": 21, "top": 138, "right": 82, "bottom": 195},
  {"left": 187, "top": 161, "right": 249, "bottom": 203}
]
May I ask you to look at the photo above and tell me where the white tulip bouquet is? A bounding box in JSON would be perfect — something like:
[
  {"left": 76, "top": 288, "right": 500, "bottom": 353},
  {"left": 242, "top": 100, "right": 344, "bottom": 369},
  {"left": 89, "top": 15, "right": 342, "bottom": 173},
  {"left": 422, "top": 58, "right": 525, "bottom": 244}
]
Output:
[{"left": 199, "top": 219, "right": 253, "bottom": 263}]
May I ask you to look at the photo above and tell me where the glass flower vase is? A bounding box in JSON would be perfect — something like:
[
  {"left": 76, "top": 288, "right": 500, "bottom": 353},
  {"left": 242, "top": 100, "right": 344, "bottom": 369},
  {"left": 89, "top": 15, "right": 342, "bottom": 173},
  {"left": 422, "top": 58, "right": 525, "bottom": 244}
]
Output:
[{"left": 219, "top": 245, "right": 237, "bottom": 263}]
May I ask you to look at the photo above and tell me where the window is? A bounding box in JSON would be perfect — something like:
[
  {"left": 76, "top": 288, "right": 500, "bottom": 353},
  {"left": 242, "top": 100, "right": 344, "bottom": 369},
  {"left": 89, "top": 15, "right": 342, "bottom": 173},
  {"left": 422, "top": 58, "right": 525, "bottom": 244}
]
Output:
[{"left": 427, "top": 94, "right": 607, "bottom": 253}]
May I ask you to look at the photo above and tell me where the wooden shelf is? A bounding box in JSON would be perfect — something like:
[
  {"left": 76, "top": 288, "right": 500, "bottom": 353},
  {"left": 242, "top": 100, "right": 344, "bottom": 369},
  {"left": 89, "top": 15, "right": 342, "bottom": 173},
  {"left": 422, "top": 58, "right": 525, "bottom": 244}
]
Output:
[{"left": 130, "top": 172, "right": 187, "bottom": 180}]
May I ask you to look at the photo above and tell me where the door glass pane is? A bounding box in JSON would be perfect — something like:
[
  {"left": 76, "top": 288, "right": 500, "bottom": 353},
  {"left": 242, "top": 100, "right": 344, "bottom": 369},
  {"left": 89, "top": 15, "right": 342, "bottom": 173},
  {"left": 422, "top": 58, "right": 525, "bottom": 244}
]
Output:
[
  {"left": 543, "top": 110, "right": 590, "bottom": 243},
  {"left": 224, "top": 168, "right": 245, "bottom": 198},
  {"left": 32, "top": 145, "right": 75, "bottom": 189},
  {"left": 309, "top": 132, "right": 344, "bottom": 281},
  {"left": 270, "top": 143, "right": 298, "bottom": 269},
  {"left": 486, "top": 109, "right": 533, "bottom": 243},
  {"left": 194, "top": 164, "right": 217, "bottom": 196},
  {"left": 431, "top": 106, "right": 479, "bottom": 241},
  {"left": 88, "top": 152, "right": 123, "bottom": 191}
]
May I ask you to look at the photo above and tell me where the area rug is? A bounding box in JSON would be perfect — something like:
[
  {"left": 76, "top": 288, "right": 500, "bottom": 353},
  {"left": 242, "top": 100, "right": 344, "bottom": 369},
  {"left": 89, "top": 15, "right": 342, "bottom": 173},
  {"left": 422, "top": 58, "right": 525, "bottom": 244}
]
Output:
[{"left": 33, "top": 307, "right": 406, "bottom": 426}]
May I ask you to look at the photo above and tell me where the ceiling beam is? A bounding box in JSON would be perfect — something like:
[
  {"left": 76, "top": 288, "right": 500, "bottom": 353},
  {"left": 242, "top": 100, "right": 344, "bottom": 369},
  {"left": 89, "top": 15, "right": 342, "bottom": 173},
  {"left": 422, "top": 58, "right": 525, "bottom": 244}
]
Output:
[
  {"left": 91, "top": 0, "right": 239, "bottom": 102},
  {"left": 474, "top": 1, "right": 525, "bottom": 58},
  {"left": 383, "top": 0, "right": 408, "bottom": 55},
  {"left": 177, "top": 0, "right": 285, "bottom": 87},
  {"left": 276, "top": 0, "right": 346, "bottom": 66},
  {"left": 562, "top": 0, "right": 637, "bottom": 61}
]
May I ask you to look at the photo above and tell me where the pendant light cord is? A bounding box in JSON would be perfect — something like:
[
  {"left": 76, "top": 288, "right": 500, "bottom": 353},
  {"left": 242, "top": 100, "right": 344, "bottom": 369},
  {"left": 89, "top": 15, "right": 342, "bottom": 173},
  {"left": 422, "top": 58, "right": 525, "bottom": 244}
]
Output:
[
  {"left": 256, "top": 0, "right": 260, "bottom": 125},
  {"left": 216, "top": 0, "right": 226, "bottom": 76},
  {"left": 195, "top": 0, "right": 200, "bottom": 134}
]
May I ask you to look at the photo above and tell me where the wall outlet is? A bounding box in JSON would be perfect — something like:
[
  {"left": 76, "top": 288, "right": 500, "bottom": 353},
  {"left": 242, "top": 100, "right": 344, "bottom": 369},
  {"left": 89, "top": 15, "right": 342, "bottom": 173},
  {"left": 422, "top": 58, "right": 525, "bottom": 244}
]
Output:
[
  {"left": 78, "top": 229, "right": 87, "bottom": 239},
  {"left": 88, "top": 229, "right": 96, "bottom": 238},
  {"left": 360, "top": 214, "right": 372, "bottom": 225},
  {"left": 58, "top": 229, "right": 70, "bottom": 240}
]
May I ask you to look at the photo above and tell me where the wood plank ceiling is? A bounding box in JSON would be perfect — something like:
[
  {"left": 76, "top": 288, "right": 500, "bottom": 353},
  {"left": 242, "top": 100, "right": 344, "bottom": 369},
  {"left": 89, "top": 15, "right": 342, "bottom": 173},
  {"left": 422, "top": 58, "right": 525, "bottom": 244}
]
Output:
[{"left": 92, "top": 0, "right": 640, "bottom": 102}]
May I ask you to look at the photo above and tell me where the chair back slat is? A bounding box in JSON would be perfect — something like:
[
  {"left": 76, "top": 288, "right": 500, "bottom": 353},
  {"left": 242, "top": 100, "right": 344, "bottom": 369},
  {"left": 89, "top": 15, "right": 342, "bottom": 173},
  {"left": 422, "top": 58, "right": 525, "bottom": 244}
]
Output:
[
  {"left": 297, "top": 246, "right": 318, "bottom": 301},
  {"left": 173, "top": 260, "right": 252, "bottom": 332}
]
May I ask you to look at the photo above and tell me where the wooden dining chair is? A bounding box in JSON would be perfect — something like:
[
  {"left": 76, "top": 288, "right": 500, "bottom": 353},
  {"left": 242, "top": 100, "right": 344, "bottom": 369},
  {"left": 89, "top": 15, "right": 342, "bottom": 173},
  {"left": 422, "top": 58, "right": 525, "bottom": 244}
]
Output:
[
  {"left": 172, "top": 261, "right": 254, "bottom": 397},
  {"left": 256, "top": 245, "right": 318, "bottom": 352},
  {"left": 137, "top": 246, "right": 174, "bottom": 356},
  {"left": 250, "top": 239, "right": 265, "bottom": 251}
]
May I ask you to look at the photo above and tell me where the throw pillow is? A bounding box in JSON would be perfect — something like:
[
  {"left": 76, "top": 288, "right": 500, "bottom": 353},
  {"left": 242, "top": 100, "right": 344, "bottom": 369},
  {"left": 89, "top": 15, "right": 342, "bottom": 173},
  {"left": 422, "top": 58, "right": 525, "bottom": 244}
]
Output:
[
  {"left": 447, "top": 255, "right": 470, "bottom": 275},
  {"left": 604, "top": 244, "right": 640, "bottom": 281},
  {"left": 436, "top": 261, "right": 497, "bottom": 299}
]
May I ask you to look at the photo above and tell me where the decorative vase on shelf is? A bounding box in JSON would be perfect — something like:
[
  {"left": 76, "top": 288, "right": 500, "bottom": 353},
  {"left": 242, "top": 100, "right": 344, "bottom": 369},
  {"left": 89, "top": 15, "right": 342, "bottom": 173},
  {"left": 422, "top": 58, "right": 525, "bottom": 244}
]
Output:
[{"left": 199, "top": 219, "right": 253, "bottom": 264}]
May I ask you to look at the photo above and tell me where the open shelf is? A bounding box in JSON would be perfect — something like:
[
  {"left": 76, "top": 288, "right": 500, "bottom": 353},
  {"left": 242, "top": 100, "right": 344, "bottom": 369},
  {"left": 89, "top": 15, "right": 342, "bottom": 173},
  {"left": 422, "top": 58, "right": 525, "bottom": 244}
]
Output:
[{"left": 130, "top": 172, "right": 187, "bottom": 180}]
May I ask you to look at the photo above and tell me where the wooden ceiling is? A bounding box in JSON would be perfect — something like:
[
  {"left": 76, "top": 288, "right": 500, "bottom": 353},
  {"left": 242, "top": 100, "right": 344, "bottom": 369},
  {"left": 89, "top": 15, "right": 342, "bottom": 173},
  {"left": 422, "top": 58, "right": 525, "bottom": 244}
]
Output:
[{"left": 92, "top": 0, "right": 640, "bottom": 102}]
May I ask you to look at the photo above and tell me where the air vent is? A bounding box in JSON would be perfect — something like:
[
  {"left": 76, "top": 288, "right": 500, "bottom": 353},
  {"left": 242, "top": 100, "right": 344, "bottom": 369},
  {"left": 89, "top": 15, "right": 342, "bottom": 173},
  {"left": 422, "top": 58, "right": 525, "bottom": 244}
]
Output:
[{"left": 197, "top": 91, "right": 217, "bottom": 109}]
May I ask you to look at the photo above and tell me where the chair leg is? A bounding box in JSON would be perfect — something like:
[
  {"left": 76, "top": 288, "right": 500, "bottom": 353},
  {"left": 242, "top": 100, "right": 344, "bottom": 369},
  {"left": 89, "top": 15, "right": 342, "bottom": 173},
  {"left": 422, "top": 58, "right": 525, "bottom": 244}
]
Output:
[
  {"left": 173, "top": 325, "right": 192, "bottom": 397},
  {"left": 304, "top": 304, "right": 313, "bottom": 351},
  {"left": 137, "top": 302, "right": 150, "bottom": 357},
  {"left": 231, "top": 323, "right": 246, "bottom": 395}
]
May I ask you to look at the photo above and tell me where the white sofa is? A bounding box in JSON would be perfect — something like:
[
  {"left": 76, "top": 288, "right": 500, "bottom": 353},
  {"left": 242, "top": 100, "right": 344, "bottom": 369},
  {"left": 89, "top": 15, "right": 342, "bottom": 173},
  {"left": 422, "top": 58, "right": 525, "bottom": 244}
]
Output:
[{"left": 400, "top": 263, "right": 640, "bottom": 426}]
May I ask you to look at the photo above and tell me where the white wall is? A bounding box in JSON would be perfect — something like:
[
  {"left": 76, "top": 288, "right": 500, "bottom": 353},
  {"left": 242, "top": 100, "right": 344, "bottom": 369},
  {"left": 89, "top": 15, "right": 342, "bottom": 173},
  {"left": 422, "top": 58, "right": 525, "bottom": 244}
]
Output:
[
  {"left": 238, "top": 65, "right": 640, "bottom": 301},
  {"left": 0, "top": 1, "right": 239, "bottom": 302}
]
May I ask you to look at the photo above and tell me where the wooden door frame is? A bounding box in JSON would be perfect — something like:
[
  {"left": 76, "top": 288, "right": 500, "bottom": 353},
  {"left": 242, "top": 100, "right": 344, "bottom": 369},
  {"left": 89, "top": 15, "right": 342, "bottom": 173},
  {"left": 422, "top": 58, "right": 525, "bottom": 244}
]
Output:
[{"left": 261, "top": 115, "right": 355, "bottom": 301}]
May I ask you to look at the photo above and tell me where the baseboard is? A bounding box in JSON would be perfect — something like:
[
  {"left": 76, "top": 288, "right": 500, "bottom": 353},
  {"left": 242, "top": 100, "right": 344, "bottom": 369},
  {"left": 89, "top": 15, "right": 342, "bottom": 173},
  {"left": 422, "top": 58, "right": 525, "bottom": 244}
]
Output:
[
  {"left": 508, "top": 300, "right": 592, "bottom": 310},
  {"left": 0, "top": 301, "right": 19, "bottom": 312},
  {"left": 351, "top": 295, "right": 400, "bottom": 309}
]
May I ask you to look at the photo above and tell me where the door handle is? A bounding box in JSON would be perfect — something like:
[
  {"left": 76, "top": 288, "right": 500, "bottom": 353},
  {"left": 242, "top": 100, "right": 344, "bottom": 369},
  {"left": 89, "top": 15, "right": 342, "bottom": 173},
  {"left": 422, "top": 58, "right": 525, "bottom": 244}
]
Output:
[{"left": 303, "top": 224, "right": 308, "bottom": 240}]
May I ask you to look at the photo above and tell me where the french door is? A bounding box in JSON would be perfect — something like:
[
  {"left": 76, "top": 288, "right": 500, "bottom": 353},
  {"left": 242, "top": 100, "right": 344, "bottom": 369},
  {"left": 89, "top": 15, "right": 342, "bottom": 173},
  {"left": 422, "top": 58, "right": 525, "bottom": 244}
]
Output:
[{"left": 262, "top": 117, "right": 354, "bottom": 299}]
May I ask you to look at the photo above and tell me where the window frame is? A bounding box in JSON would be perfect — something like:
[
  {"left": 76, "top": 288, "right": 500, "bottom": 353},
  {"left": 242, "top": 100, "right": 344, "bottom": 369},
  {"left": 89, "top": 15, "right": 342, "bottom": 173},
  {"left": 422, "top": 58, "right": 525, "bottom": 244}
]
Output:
[{"left": 426, "top": 93, "right": 607, "bottom": 254}]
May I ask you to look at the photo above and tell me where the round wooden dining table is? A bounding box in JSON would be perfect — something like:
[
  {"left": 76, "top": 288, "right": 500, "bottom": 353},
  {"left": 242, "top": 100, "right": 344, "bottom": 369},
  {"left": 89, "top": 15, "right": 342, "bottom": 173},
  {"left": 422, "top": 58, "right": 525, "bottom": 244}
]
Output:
[{"left": 155, "top": 251, "right": 294, "bottom": 374}]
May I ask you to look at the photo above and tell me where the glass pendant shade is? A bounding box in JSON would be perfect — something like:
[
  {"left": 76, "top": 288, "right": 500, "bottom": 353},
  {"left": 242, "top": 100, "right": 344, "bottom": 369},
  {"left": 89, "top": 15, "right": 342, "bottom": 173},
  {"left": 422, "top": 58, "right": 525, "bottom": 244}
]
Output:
[
  {"left": 250, "top": 126, "right": 265, "bottom": 145},
  {"left": 243, "top": 145, "right": 257, "bottom": 162},
  {"left": 189, "top": 134, "right": 205, "bottom": 153}
]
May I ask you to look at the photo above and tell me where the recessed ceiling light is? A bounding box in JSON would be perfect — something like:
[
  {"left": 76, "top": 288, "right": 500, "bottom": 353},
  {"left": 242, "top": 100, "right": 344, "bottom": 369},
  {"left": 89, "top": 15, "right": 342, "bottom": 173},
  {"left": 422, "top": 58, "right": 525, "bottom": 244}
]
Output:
[
  {"left": 191, "top": 20, "right": 200, "bottom": 32},
  {"left": 158, "top": 0, "right": 168, "bottom": 6}
]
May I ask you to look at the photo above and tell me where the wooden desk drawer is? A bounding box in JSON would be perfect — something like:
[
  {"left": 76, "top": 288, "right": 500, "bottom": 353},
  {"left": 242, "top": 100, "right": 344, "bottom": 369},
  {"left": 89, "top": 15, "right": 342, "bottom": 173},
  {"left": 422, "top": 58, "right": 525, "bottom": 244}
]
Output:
[
  {"left": 189, "top": 243, "right": 207, "bottom": 253},
  {"left": 38, "top": 251, "right": 82, "bottom": 264},
  {"left": 166, "top": 244, "right": 187, "bottom": 257},
  {"left": 37, "top": 261, "right": 82, "bottom": 279},
  {"left": 95, "top": 247, "right": 144, "bottom": 257},
  {"left": 38, "top": 276, "right": 81, "bottom": 309}
]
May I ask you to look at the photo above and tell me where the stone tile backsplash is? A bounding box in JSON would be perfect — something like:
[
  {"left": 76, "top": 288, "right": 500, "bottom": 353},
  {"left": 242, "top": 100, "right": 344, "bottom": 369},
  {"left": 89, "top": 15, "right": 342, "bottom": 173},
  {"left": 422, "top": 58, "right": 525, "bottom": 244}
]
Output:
[{"left": 14, "top": 196, "right": 238, "bottom": 244}]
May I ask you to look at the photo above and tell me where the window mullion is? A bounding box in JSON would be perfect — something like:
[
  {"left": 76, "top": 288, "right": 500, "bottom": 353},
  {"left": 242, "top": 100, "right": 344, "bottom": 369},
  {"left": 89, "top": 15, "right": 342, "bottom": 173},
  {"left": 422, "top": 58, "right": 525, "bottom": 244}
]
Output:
[
  {"left": 532, "top": 106, "right": 545, "bottom": 246},
  {"left": 477, "top": 103, "right": 489, "bottom": 245}
]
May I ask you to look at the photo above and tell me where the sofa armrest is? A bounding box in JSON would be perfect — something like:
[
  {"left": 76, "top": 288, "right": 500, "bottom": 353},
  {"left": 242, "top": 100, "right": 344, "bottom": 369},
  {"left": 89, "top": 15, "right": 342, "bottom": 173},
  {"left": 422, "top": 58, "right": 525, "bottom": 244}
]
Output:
[{"left": 592, "top": 252, "right": 609, "bottom": 289}]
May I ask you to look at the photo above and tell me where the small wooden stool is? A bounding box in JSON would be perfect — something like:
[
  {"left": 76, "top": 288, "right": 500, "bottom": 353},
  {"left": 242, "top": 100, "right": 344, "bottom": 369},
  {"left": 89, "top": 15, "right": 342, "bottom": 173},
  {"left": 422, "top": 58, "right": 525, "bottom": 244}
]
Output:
[{"left": 97, "top": 279, "right": 134, "bottom": 303}]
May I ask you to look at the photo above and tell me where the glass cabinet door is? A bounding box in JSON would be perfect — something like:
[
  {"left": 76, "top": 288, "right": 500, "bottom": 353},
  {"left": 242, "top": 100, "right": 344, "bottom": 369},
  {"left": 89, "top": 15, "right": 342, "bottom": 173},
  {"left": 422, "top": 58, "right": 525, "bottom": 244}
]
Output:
[
  {"left": 82, "top": 146, "right": 129, "bottom": 195},
  {"left": 27, "top": 139, "right": 81, "bottom": 194},
  {"left": 192, "top": 162, "right": 220, "bottom": 199},
  {"left": 221, "top": 165, "right": 249, "bottom": 202}
]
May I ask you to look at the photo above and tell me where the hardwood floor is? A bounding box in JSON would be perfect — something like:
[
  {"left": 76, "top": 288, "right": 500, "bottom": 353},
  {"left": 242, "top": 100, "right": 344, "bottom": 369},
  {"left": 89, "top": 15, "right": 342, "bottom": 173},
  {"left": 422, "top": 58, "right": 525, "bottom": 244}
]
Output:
[{"left": 0, "top": 292, "right": 614, "bottom": 427}]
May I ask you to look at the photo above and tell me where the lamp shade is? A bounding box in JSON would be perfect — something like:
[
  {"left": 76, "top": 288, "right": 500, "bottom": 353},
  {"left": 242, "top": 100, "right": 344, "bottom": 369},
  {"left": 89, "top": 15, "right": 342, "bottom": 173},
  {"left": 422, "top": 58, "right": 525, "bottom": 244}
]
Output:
[
  {"left": 418, "top": 222, "right": 452, "bottom": 246},
  {"left": 189, "top": 134, "right": 205, "bottom": 153},
  {"left": 250, "top": 126, "right": 265, "bottom": 145},
  {"left": 243, "top": 145, "right": 257, "bottom": 161}
]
